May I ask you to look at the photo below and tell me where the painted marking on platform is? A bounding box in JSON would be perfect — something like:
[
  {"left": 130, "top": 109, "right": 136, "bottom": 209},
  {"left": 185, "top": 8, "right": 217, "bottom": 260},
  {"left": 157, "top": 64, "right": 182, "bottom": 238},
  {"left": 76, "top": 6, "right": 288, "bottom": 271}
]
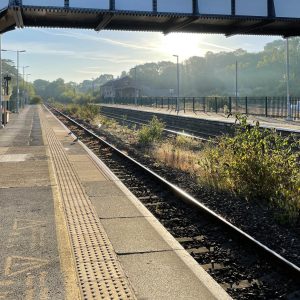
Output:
[
  {"left": 4, "top": 256, "right": 49, "bottom": 277},
  {"left": 7, "top": 219, "right": 48, "bottom": 249},
  {"left": 13, "top": 219, "right": 47, "bottom": 231},
  {"left": 0, "top": 280, "right": 14, "bottom": 287},
  {"left": 0, "top": 154, "right": 31, "bottom": 162},
  {"left": 39, "top": 272, "right": 49, "bottom": 300},
  {"left": 0, "top": 292, "right": 9, "bottom": 299},
  {"left": 25, "top": 274, "right": 35, "bottom": 300}
]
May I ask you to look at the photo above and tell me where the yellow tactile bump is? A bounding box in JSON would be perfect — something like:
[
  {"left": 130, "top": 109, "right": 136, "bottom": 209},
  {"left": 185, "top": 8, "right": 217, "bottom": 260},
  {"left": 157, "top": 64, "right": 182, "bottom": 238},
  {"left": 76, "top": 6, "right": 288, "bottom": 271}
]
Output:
[{"left": 40, "top": 108, "right": 136, "bottom": 300}]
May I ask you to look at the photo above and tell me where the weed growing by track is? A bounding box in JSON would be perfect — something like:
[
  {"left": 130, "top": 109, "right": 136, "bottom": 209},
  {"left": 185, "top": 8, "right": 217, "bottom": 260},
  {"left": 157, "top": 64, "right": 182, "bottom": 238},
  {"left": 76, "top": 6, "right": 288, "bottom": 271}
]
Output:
[
  {"left": 137, "top": 116, "right": 164, "bottom": 145},
  {"left": 198, "top": 115, "right": 300, "bottom": 223},
  {"left": 54, "top": 103, "right": 300, "bottom": 223},
  {"left": 62, "top": 103, "right": 99, "bottom": 121}
]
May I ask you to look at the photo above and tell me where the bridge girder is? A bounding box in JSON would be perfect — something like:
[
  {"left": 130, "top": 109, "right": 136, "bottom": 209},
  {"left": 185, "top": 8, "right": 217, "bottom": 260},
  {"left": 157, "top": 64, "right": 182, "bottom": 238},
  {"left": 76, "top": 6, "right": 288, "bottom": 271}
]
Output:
[{"left": 1, "top": 3, "right": 300, "bottom": 37}]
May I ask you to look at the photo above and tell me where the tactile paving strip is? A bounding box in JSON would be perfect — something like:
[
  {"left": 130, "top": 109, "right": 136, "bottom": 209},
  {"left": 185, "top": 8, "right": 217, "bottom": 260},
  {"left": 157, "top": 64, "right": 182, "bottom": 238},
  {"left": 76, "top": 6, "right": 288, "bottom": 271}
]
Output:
[{"left": 40, "top": 109, "right": 136, "bottom": 300}]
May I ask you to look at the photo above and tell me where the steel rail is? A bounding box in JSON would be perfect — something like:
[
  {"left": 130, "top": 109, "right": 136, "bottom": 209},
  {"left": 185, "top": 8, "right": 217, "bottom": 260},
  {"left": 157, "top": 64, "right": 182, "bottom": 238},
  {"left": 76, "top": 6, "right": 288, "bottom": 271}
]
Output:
[
  {"left": 47, "top": 104, "right": 300, "bottom": 278},
  {"left": 100, "top": 111, "right": 214, "bottom": 142}
]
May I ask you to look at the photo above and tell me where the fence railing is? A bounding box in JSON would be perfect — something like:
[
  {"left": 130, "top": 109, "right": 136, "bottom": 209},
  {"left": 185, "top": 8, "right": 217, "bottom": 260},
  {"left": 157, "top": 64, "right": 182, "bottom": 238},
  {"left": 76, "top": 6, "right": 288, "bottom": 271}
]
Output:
[{"left": 100, "top": 96, "right": 300, "bottom": 120}]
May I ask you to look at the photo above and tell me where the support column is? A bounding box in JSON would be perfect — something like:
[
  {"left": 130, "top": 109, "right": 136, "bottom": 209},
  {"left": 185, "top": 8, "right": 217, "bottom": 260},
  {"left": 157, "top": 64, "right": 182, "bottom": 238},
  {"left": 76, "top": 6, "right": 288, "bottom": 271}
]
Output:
[
  {"left": 110, "top": 0, "right": 115, "bottom": 10},
  {"left": 153, "top": 0, "right": 157, "bottom": 13},
  {"left": 268, "top": 0, "right": 275, "bottom": 18},
  {"left": 231, "top": 0, "right": 236, "bottom": 15},
  {"left": 193, "top": 0, "right": 199, "bottom": 15}
]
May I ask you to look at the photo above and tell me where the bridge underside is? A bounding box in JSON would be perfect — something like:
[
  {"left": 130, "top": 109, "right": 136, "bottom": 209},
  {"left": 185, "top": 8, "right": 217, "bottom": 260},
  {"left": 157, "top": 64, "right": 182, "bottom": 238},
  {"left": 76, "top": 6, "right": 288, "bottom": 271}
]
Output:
[{"left": 1, "top": 6, "right": 300, "bottom": 36}]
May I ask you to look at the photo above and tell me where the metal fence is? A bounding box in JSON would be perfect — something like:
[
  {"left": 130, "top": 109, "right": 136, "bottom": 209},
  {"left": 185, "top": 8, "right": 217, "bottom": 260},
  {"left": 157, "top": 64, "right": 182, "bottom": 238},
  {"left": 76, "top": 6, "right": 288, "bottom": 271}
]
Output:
[{"left": 101, "top": 96, "right": 300, "bottom": 120}]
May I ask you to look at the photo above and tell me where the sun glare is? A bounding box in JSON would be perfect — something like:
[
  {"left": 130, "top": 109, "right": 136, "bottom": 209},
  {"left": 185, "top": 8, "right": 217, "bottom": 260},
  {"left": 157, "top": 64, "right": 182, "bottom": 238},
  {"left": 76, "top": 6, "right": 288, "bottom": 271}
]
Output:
[{"left": 159, "top": 33, "right": 206, "bottom": 59}]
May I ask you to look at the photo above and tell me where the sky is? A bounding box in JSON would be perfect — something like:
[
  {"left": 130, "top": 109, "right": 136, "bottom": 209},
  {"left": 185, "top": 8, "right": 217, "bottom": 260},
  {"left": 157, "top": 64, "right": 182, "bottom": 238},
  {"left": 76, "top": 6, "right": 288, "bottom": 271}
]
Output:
[{"left": 1, "top": 28, "right": 280, "bottom": 83}]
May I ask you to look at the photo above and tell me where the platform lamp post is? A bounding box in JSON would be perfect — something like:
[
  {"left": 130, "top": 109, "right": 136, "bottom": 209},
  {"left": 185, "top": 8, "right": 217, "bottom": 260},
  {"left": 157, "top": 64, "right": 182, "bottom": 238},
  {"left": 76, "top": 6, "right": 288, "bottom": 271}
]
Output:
[
  {"left": 22, "top": 66, "right": 29, "bottom": 107},
  {"left": 173, "top": 54, "right": 180, "bottom": 112},
  {"left": 0, "top": 34, "right": 3, "bottom": 128},
  {"left": 26, "top": 74, "right": 31, "bottom": 104},
  {"left": 1, "top": 49, "right": 26, "bottom": 113},
  {"left": 286, "top": 38, "right": 292, "bottom": 120},
  {"left": 132, "top": 67, "right": 137, "bottom": 106}
]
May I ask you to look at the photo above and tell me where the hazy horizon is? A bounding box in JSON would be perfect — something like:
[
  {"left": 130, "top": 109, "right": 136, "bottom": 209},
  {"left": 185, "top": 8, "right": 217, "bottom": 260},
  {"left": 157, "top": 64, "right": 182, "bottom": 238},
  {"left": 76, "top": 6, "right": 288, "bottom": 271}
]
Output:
[{"left": 2, "top": 28, "right": 279, "bottom": 83}]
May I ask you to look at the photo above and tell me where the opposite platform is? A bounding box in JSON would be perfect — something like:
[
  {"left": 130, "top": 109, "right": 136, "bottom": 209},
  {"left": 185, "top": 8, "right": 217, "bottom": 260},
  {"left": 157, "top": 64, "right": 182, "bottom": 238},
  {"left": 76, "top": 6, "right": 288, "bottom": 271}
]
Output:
[{"left": 0, "top": 105, "right": 231, "bottom": 300}]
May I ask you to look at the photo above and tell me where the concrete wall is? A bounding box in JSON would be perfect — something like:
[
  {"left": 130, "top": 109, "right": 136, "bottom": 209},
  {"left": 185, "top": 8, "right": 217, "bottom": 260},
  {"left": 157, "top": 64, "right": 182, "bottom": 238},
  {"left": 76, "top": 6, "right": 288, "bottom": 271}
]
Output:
[{"left": 115, "top": 0, "right": 152, "bottom": 11}]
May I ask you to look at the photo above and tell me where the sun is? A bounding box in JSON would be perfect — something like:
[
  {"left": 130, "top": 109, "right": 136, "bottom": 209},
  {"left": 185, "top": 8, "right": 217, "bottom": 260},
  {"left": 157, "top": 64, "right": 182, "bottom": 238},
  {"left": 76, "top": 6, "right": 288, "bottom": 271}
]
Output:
[{"left": 159, "top": 33, "right": 205, "bottom": 60}]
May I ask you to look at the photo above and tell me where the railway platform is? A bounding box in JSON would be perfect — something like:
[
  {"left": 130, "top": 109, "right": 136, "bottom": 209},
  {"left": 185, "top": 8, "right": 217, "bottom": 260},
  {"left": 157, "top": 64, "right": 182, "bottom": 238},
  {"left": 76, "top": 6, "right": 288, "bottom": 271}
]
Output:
[
  {"left": 0, "top": 105, "right": 231, "bottom": 300},
  {"left": 100, "top": 104, "right": 300, "bottom": 134}
]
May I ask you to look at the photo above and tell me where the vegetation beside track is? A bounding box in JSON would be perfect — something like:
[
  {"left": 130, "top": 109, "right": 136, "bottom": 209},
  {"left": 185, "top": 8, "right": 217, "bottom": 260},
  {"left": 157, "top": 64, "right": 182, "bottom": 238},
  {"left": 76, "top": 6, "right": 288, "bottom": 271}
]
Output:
[
  {"left": 53, "top": 103, "right": 300, "bottom": 223},
  {"left": 198, "top": 115, "right": 300, "bottom": 223}
]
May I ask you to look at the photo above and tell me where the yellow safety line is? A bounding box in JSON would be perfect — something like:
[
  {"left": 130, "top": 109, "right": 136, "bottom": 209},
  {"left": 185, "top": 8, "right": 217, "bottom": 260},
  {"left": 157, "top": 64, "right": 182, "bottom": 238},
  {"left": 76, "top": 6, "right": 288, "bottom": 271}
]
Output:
[{"left": 39, "top": 106, "right": 81, "bottom": 300}]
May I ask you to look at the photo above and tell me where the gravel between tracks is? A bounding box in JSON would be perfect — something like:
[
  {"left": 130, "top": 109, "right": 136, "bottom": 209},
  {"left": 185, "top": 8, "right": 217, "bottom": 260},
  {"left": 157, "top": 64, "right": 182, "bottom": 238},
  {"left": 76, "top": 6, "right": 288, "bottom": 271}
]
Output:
[{"left": 81, "top": 119, "right": 300, "bottom": 268}]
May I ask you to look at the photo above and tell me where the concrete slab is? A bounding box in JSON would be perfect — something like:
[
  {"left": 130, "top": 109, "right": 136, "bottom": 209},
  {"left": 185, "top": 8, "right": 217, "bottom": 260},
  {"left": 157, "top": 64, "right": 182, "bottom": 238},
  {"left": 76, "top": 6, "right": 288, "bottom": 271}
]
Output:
[
  {"left": 61, "top": 141, "right": 87, "bottom": 155},
  {"left": 101, "top": 217, "right": 175, "bottom": 254},
  {"left": 0, "top": 154, "right": 33, "bottom": 162},
  {"left": 119, "top": 251, "right": 219, "bottom": 300},
  {"left": 0, "top": 161, "right": 50, "bottom": 188},
  {"left": 71, "top": 161, "right": 107, "bottom": 182},
  {"left": 0, "top": 147, "right": 8, "bottom": 154},
  {"left": 90, "top": 195, "right": 144, "bottom": 219},
  {"left": 0, "top": 186, "right": 64, "bottom": 299},
  {"left": 6, "top": 146, "right": 46, "bottom": 155},
  {"left": 83, "top": 181, "right": 129, "bottom": 197}
]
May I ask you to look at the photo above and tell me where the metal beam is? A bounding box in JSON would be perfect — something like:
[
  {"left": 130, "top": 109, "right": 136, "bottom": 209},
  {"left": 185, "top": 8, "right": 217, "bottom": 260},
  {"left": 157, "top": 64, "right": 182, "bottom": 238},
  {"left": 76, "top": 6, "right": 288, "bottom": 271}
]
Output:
[
  {"left": 163, "top": 17, "right": 198, "bottom": 35},
  {"left": 153, "top": 0, "right": 157, "bottom": 13},
  {"left": 109, "top": 0, "right": 115, "bottom": 11},
  {"left": 12, "top": 6, "right": 23, "bottom": 28},
  {"left": 193, "top": 0, "right": 198, "bottom": 15},
  {"left": 95, "top": 14, "right": 113, "bottom": 31},
  {"left": 268, "top": 0, "right": 275, "bottom": 18},
  {"left": 231, "top": 0, "right": 236, "bottom": 16},
  {"left": 225, "top": 20, "right": 274, "bottom": 37}
]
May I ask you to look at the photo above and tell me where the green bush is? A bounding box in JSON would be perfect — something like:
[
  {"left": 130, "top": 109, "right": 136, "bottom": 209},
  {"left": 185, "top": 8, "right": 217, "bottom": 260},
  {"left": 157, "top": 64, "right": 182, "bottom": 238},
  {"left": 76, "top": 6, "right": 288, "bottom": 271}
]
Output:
[
  {"left": 63, "top": 103, "right": 99, "bottom": 122},
  {"left": 30, "top": 96, "right": 43, "bottom": 104},
  {"left": 198, "top": 115, "right": 300, "bottom": 223},
  {"left": 138, "top": 116, "right": 164, "bottom": 145}
]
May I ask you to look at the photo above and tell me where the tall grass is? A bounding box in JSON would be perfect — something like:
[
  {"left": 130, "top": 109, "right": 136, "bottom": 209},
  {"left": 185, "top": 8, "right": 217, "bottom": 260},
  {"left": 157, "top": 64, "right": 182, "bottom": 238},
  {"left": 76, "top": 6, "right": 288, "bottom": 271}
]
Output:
[
  {"left": 198, "top": 115, "right": 300, "bottom": 223},
  {"left": 138, "top": 116, "right": 164, "bottom": 145}
]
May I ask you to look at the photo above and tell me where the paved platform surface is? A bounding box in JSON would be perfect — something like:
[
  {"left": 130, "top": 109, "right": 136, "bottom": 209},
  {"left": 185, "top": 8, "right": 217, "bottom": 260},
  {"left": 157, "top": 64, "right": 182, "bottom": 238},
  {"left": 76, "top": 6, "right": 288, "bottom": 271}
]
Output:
[
  {"left": 101, "top": 104, "right": 300, "bottom": 133},
  {"left": 0, "top": 106, "right": 231, "bottom": 299}
]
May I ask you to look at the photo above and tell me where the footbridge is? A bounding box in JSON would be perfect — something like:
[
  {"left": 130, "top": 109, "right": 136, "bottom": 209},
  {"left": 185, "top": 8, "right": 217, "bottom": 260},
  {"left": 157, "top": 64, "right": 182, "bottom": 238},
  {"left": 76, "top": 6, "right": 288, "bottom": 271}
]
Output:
[{"left": 1, "top": 0, "right": 300, "bottom": 36}]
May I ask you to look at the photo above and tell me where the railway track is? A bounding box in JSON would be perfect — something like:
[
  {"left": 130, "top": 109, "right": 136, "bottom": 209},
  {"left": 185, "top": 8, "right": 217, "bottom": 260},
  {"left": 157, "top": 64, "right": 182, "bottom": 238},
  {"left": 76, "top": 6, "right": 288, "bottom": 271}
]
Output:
[
  {"left": 46, "top": 104, "right": 300, "bottom": 300},
  {"left": 100, "top": 105, "right": 300, "bottom": 140},
  {"left": 100, "top": 110, "right": 217, "bottom": 141}
]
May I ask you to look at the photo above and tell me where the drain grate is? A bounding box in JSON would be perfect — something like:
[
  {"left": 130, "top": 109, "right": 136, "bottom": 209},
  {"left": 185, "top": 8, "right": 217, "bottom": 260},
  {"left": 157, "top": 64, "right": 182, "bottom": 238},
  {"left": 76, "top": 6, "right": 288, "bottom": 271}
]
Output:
[{"left": 41, "top": 109, "right": 136, "bottom": 300}]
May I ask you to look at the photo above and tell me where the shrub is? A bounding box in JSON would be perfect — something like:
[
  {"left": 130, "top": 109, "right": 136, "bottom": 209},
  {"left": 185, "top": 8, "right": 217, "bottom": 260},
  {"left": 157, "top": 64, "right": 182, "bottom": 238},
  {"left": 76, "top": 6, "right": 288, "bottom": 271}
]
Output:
[
  {"left": 63, "top": 103, "right": 99, "bottom": 122},
  {"left": 198, "top": 115, "right": 300, "bottom": 223},
  {"left": 138, "top": 116, "right": 164, "bottom": 145},
  {"left": 30, "top": 96, "right": 43, "bottom": 104}
]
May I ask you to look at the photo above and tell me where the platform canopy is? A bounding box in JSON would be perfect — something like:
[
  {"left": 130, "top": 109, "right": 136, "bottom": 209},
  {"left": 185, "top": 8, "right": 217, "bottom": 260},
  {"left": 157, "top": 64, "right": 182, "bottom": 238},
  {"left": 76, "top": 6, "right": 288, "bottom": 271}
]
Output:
[{"left": 1, "top": 0, "right": 300, "bottom": 36}]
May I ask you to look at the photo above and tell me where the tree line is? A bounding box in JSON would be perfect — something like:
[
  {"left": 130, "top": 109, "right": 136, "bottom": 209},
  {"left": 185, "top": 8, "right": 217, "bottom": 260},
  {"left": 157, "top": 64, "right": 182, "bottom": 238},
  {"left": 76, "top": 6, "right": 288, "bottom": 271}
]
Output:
[{"left": 30, "top": 37, "right": 300, "bottom": 104}]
